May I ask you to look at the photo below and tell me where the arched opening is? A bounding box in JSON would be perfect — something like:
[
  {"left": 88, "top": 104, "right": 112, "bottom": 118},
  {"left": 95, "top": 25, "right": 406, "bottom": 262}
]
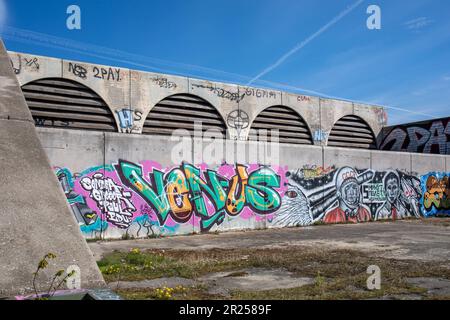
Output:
[
  {"left": 143, "top": 94, "right": 226, "bottom": 136},
  {"left": 328, "top": 115, "right": 376, "bottom": 149},
  {"left": 249, "top": 106, "right": 313, "bottom": 144},
  {"left": 21, "top": 78, "right": 116, "bottom": 131}
]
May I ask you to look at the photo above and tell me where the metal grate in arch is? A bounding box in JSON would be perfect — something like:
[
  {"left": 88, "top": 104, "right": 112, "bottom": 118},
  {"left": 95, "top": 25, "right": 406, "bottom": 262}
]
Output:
[
  {"left": 328, "top": 115, "right": 376, "bottom": 149},
  {"left": 143, "top": 94, "right": 226, "bottom": 136},
  {"left": 249, "top": 106, "right": 313, "bottom": 144},
  {"left": 22, "top": 78, "right": 116, "bottom": 131}
]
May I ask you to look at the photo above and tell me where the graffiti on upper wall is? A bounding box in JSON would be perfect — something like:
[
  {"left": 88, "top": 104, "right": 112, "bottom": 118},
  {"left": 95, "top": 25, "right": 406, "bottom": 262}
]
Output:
[
  {"left": 380, "top": 118, "right": 450, "bottom": 154},
  {"left": 297, "top": 95, "right": 312, "bottom": 103},
  {"left": 272, "top": 166, "right": 423, "bottom": 227},
  {"left": 421, "top": 172, "right": 450, "bottom": 216},
  {"left": 313, "top": 129, "right": 329, "bottom": 143},
  {"left": 56, "top": 161, "right": 445, "bottom": 240},
  {"left": 68, "top": 62, "right": 122, "bottom": 82},
  {"left": 116, "top": 108, "right": 143, "bottom": 133},
  {"left": 68, "top": 63, "right": 87, "bottom": 79},
  {"left": 9, "top": 54, "right": 40, "bottom": 75},
  {"left": 227, "top": 110, "right": 249, "bottom": 138},
  {"left": 243, "top": 88, "right": 277, "bottom": 100},
  {"left": 374, "top": 108, "right": 388, "bottom": 127},
  {"left": 151, "top": 77, "right": 178, "bottom": 89},
  {"left": 191, "top": 83, "right": 245, "bottom": 103},
  {"left": 10, "top": 57, "right": 21, "bottom": 74},
  {"left": 24, "top": 57, "right": 40, "bottom": 71}
]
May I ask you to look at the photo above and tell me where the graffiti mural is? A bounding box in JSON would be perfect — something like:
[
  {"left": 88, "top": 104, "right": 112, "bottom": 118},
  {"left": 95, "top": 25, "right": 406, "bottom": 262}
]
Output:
[
  {"left": 56, "top": 161, "right": 444, "bottom": 239},
  {"left": 380, "top": 117, "right": 450, "bottom": 154},
  {"left": 271, "top": 166, "right": 422, "bottom": 227},
  {"left": 79, "top": 172, "right": 136, "bottom": 229},
  {"left": 421, "top": 172, "right": 450, "bottom": 217},
  {"left": 56, "top": 161, "right": 286, "bottom": 238},
  {"left": 55, "top": 168, "right": 107, "bottom": 238}
]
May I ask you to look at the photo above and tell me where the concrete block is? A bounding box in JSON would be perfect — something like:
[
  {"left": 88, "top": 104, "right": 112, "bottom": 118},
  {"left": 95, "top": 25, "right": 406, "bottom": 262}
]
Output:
[
  {"left": 36, "top": 127, "right": 105, "bottom": 172},
  {"left": 324, "top": 146, "right": 371, "bottom": 169},
  {"left": 0, "top": 120, "right": 105, "bottom": 297},
  {"left": 370, "top": 150, "right": 412, "bottom": 172},
  {"left": 411, "top": 153, "right": 446, "bottom": 175}
]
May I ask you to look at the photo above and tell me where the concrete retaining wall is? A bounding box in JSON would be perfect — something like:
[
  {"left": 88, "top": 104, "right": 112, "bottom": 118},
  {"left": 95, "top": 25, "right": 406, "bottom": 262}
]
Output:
[{"left": 37, "top": 127, "right": 450, "bottom": 240}]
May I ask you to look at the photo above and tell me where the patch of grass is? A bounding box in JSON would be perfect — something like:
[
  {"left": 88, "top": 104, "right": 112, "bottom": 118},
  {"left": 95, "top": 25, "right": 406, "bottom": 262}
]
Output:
[
  {"left": 98, "top": 246, "right": 450, "bottom": 299},
  {"left": 116, "top": 285, "right": 223, "bottom": 300},
  {"left": 230, "top": 277, "right": 428, "bottom": 300}
]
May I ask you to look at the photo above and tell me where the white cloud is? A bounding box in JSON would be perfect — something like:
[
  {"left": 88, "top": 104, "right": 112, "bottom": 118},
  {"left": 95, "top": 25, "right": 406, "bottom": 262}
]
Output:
[
  {"left": 403, "top": 17, "right": 434, "bottom": 30},
  {"left": 443, "top": 76, "right": 450, "bottom": 81}
]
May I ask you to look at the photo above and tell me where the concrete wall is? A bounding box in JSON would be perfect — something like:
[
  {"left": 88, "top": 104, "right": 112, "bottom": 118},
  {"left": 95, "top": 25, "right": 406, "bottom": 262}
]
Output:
[
  {"left": 37, "top": 127, "right": 450, "bottom": 240},
  {"left": 9, "top": 51, "right": 385, "bottom": 143}
]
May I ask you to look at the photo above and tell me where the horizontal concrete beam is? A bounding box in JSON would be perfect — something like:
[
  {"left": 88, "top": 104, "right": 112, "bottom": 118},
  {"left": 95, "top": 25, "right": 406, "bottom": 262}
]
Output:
[{"left": 10, "top": 50, "right": 383, "bottom": 144}]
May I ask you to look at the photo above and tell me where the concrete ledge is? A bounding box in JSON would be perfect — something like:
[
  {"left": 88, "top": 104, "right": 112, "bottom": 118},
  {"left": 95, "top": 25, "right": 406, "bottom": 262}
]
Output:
[
  {"left": 411, "top": 153, "right": 447, "bottom": 175},
  {"left": 323, "top": 146, "right": 371, "bottom": 169},
  {"left": 370, "top": 149, "right": 412, "bottom": 172}
]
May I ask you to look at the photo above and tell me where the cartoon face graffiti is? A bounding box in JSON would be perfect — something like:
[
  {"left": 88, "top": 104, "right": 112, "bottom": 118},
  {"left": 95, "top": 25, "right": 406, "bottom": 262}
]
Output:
[
  {"left": 323, "top": 167, "right": 373, "bottom": 224},
  {"left": 341, "top": 180, "right": 360, "bottom": 209},
  {"left": 385, "top": 172, "right": 400, "bottom": 204},
  {"left": 336, "top": 167, "right": 361, "bottom": 210}
]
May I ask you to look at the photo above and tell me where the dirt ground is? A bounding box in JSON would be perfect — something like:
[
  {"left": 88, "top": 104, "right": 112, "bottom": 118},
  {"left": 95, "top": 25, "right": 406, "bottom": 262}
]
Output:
[{"left": 89, "top": 218, "right": 450, "bottom": 300}]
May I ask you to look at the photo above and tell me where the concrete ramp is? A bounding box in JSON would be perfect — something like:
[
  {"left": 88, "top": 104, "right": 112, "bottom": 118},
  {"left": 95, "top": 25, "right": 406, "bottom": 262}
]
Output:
[{"left": 0, "top": 40, "right": 105, "bottom": 297}]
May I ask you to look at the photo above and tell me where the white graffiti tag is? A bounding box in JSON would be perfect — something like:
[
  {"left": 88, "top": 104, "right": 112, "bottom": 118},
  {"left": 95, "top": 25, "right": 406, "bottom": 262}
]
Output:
[{"left": 80, "top": 173, "right": 136, "bottom": 228}]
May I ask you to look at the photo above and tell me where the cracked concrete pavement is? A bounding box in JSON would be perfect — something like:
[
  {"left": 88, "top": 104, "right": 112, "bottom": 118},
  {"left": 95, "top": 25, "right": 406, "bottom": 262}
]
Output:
[{"left": 89, "top": 219, "right": 450, "bottom": 263}]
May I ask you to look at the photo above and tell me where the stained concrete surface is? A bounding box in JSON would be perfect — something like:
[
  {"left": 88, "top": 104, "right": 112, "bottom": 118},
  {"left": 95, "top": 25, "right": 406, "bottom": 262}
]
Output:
[{"left": 108, "top": 268, "right": 314, "bottom": 296}]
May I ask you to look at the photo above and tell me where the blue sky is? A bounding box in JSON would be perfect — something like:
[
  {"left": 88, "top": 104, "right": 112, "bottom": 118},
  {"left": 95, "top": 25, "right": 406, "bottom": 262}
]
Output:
[{"left": 1, "top": 0, "right": 449, "bottom": 125}]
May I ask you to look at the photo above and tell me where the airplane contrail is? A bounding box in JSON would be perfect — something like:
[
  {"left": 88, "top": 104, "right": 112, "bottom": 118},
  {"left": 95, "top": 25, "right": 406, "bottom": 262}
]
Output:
[
  {"left": 1, "top": 22, "right": 438, "bottom": 121},
  {"left": 247, "top": 0, "right": 365, "bottom": 86}
]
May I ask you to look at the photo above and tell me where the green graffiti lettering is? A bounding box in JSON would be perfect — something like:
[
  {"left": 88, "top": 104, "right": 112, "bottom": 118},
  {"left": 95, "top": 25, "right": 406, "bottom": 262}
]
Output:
[
  {"left": 182, "top": 164, "right": 227, "bottom": 230},
  {"left": 114, "top": 160, "right": 283, "bottom": 232},
  {"left": 115, "top": 160, "right": 171, "bottom": 225},
  {"left": 246, "top": 167, "right": 282, "bottom": 213}
]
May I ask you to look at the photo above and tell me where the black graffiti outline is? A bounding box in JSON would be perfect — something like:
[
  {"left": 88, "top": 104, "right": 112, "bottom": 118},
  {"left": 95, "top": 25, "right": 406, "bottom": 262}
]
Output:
[{"left": 191, "top": 83, "right": 245, "bottom": 103}]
